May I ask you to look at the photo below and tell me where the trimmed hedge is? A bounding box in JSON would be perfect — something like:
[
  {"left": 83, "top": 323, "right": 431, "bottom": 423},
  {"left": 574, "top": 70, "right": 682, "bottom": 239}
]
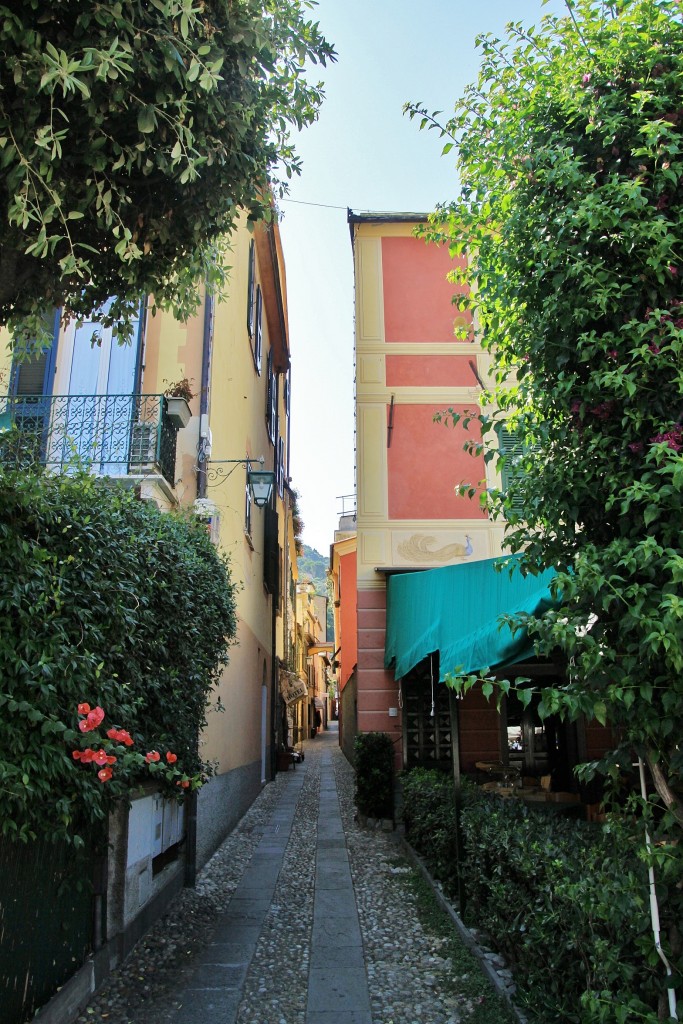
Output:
[
  {"left": 354, "top": 731, "right": 394, "bottom": 820},
  {"left": 0, "top": 468, "right": 237, "bottom": 844},
  {"left": 402, "top": 769, "right": 683, "bottom": 1023}
]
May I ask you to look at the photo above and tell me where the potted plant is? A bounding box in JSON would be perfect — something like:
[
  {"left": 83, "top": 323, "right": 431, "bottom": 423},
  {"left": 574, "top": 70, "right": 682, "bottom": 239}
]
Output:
[{"left": 163, "top": 378, "right": 195, "bottom": 428}]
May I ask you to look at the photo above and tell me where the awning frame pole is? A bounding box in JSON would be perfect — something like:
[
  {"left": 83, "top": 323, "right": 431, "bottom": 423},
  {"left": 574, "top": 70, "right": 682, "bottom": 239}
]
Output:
[{"left": 638, "top": 756, "right": 678, "bottom": 1020}]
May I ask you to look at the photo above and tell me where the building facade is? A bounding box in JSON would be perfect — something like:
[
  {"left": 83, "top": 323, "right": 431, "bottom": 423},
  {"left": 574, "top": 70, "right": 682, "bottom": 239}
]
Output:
[
  {"left": 348, "top": 210, "right": 611, "bottom": 790},
  {"left": 0, "top": 210, "right": 298, "bottom": 1016}
]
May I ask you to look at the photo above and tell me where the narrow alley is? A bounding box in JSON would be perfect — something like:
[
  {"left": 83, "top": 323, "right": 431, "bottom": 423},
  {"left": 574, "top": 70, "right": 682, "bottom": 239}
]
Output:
[{"left": 70, "top": 726, "right": 511, "bottom": 1024}]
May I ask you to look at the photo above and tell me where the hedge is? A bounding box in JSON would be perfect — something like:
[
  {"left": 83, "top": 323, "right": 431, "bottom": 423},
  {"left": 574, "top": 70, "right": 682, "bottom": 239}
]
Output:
[
  {"left": 354, "top": 731, "right": 394, "bottom": 820},
  {"left": 402, "top": 769, "right": 683, "bottom": 1023},
  {"left": 0, "top": 467, "right": 237, "bottom": 844}
]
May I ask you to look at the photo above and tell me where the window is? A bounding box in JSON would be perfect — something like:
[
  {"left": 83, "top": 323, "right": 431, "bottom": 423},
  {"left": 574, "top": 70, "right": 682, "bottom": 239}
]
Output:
[
  {"left": 247, "top": 240, "right": 262, "bottom": 373},
  {"left": 496, "top": 423, "right": 528, "bottom": 514},
  {"left": 266, "top": 349, "right": 277, "bottom": 445},
  {"left": 245, "top": 464, "right": 253, "bottom": 538},
  {"left": 253, "top": 286, "right": 263, "bottom": 374},
  {"left": 277, "top": 437, "right": 285, "bottom": 498},
  {"left": 247, "top": 239, "right": 256, "bottom": 338}
]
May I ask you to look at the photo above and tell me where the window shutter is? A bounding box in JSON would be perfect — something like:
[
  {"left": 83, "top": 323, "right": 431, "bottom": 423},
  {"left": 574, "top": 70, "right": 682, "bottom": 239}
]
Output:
[
  {"left": 264, "top": 505, "right": 279, "bottom": 595},
  {"left": 254, "top": 286, "right": 263, "bottom": 374},
  {"left": 246, "top": 240, "right": 256, "bottom": 339}
]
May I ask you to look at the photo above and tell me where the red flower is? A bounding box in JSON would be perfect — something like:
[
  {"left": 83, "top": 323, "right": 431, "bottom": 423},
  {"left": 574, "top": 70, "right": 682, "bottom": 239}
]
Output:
[
  {"left": 166, "top": 752, "right": 178, "bottom": 764},
  {"left": 93, "top": 749, "right": 109, "bottom": 766},
  {"left": 106, "top": 727, "right": 134, "bottom": 747},
  {"left": 79, "top": 706, "right": 105, "bottom": 733},
  {"left": 649, "top": 342, "right": 661, "bottom": 354},
  {"left": 72, "top": 750, "right": 82, "bottom": 760},
  {"left": 77, "top": 703, "right": 91, "bottom": 715},
  {"left": 97, "top": 767, "right": 113, "bottom": 782},
  {"left": 176, "top": 779, "right": 190, "bottom": 789},
  {"left": 79, "top": 748, "right": 96, "bottom": 764},
  {"left": 145, "top": 751, "right": 161, "bottom": 763}
]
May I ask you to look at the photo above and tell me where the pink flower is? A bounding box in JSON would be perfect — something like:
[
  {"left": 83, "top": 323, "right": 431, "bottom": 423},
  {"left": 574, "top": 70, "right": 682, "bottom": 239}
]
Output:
[
  {"left": 77, "top": 703, "right": 90, "bottom": 715},
  {"left": 106, "top": 727, "right": 134, "bottom": 747},
  {"left": 145, "top": 751, "right": 161, "bottom": 763},
  {"left": 78, "top": 706, "right": 105, "bottom": 733},
  {"left": 176, "top": 779, "right": 190, "bottom": 789},
  {"left": 79, "top": 748, "right": 96, "bottom": 764},
  {"left": 97, "top": 767, "right": 113, "bottom": 783},
  {"left": 582, "top": 73, "right": 591, "bottom": 85},
  {"left": 166, "top": 752, "right": 178, "bottom": 764},
  {"left": 628, "top": 441, "right": 644, "bottom": 453},
  {"left": 649, "top": 342, "right": 661, "bottom": 354},
  {"left": 93, "top": 749, "right": 109, "bottom": 766},
  {"left": 668, "top": 265, "right": 678, "bottom": 277}
]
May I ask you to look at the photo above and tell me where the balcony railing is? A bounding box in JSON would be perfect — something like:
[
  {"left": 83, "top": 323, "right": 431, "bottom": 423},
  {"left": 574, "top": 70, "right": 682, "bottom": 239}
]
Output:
[{"left": 0, "top": 394, "right": 178, "bottom": 487}]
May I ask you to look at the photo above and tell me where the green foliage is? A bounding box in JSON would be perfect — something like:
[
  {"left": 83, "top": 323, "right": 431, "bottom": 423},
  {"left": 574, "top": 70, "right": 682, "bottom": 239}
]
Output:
[
  {"left": 0, "top": 467, "right": 237, "bottom": 844},
  {"left": 401, "top": 767, "right": 460, "bottom": 897},
  {"left": 0, "top": 0, "right": 334, "bottom": 345},
  {"left": 354, "top": 731, "right": 394, "bottom": 819},
  {"left": 402, "top": 772, "right": 683, "bottom": 1023},
  {"left": 405, "top": 866, "right": 516, "bottom": 1024},
  {"left": 298, "top": 543, "right": 333, "bottom": 638},
  {"left": 408, "top": 0, "right": 683, "bottom": 830}
]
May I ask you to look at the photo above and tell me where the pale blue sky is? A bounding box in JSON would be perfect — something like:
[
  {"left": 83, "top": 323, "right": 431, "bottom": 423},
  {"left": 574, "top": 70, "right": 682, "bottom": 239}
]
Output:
[{"left": 280, "top": 0, "right": 562, "bottom": 554}]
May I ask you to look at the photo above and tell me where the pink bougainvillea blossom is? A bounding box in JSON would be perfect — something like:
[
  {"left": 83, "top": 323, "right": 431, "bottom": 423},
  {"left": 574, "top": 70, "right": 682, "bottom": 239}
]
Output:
[
  {"left": 145, "top": 750, "right": 161, "bottom": 763},
  {"left": 78, "top": 705, "right": 105, "bottom": 733},
  {"left": 650, "top": 425, "right": 683, "bottom": 451},
  {"left": 97, "top": 767, "right": 113, "bottom": 783},
  {"left": 106, "top": 727, "right": 134, "bottom": 747},
  {"left": 165, "top": 752, "right": 178, "bottom": 764},
  {"left": 77, "top": 703, "right": 91, "bottom": 715}
]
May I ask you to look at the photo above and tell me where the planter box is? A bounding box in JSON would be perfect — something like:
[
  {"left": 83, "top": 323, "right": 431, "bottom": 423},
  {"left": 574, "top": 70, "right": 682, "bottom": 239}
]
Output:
[{"left": 165, "top": 397, "right": 191, "bottom": 429}]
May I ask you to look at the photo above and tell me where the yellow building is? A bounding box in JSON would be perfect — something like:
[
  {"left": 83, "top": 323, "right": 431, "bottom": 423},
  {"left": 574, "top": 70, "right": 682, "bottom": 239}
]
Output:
[{"left": 0, "top": 211, "right": 297, "bottom": 941}]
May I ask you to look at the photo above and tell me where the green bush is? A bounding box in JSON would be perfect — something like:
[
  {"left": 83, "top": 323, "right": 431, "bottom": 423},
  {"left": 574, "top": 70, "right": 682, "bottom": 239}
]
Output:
[
  {"left": 0, "top": 468, "right": 237, "bottom": 844},
  {"left": 401, "top": 767, "right": 459, "bottom": 898},
  {"left": 354, "top": 731, "right": 394, "bottom": 820},
  {"left": 401, "top": 771, "right": 683, "bottom": 1023}
]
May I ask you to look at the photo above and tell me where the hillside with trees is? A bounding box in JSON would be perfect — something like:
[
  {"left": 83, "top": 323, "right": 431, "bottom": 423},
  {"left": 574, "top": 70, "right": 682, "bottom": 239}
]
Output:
[{"left": 298, "top": 544, "right": 333, "bottom": 640}]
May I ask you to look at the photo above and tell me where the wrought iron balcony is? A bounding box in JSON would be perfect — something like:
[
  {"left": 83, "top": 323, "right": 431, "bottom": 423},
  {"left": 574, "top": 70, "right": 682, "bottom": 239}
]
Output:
[{"left": 0, "top": 394, "right": 178, "bottom": 487}]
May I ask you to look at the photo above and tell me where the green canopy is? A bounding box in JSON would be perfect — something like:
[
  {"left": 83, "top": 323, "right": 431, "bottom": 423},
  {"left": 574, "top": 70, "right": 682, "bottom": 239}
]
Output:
[{"left": 385, "top": 556, "right": 559, "bottom": 681}]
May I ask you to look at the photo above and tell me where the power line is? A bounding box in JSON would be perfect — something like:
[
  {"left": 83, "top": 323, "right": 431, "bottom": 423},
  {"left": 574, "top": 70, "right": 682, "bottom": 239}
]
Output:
[{"left": 280, "top": 197, "right": 348, "bottom": 211}]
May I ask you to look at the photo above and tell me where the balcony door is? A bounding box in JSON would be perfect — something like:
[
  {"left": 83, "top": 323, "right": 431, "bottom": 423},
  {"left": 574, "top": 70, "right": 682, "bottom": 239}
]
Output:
[{"left": 61, "top": 303, "right": 144, "bottom": 473}]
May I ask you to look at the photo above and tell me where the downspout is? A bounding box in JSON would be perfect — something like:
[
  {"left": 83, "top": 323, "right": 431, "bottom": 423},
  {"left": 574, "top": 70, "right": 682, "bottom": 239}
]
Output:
[{"left": 185, "top": 288, "right": 213, "bottom": 888}]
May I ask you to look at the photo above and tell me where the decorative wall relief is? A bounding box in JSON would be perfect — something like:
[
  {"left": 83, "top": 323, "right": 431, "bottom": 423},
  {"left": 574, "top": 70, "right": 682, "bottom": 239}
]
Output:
[{"left": 396, "top": 533, "right": 473, "bottom": 564}]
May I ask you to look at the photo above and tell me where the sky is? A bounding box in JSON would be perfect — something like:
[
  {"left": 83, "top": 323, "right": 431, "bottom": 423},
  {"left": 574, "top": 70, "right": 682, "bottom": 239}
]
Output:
[{"left": 279, "top": 0, "right": 561, "bottom": 555}]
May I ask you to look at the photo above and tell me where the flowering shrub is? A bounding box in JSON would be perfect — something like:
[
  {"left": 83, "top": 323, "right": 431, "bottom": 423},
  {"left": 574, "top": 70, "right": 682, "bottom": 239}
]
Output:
[
  {"left": 71, "top": 703, "right": 199, "bottom": 791},
  {"left": 409, "top": 0, "right": 683, "bottom": 839},
  {"left": 0, "top": 469, "right": 237, "bottom": 843}
]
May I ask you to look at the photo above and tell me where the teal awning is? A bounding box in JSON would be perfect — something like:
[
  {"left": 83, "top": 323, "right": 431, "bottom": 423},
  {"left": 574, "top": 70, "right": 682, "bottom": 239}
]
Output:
[{"left": 385, "top": 556, "right": 559, "bottom": 681}]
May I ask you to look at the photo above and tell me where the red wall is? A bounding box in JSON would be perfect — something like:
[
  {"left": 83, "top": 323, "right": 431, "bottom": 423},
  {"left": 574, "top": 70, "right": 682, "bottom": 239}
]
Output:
[
  {"left": 339, "top": 549, "right": 357, "bottom": 691},
  {"left": 385, "top": 354, "right": 478, "bottom": 388},
  {"left": 357, "top": 587, "right": 402, "bottom": 768},
  {"left": 387, "top": 403, "right": 488, "bottom": 520},
  {"left": 382, "top": 236, "right": 471, "bottom": 342}
]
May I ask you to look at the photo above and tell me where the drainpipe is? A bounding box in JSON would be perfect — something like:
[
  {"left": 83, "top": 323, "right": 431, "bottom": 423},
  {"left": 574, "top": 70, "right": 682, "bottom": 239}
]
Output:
[{"left": 185, "top": 288, "right": 213, "bottom": 889}]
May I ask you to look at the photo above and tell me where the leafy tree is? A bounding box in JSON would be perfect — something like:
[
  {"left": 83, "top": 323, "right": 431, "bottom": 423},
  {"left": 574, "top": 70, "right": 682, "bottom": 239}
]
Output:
[
  {"left": 407, "top": 0, "right": 683, "bottom": 833},
  {"left": 0, "top": 0, "right": 334, "bottom": 346}
]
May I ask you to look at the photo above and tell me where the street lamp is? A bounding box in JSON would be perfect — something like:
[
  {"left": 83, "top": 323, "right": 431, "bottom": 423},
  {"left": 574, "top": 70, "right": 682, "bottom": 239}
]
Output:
[{"left": 247, "top": 468, "right": 275, "bottom": 508}]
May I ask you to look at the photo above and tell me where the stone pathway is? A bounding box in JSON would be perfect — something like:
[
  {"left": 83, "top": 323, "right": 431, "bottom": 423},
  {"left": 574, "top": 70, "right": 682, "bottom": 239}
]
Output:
[{"left": 72, "top": 724, "right": 511, "bottom": 1024}]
